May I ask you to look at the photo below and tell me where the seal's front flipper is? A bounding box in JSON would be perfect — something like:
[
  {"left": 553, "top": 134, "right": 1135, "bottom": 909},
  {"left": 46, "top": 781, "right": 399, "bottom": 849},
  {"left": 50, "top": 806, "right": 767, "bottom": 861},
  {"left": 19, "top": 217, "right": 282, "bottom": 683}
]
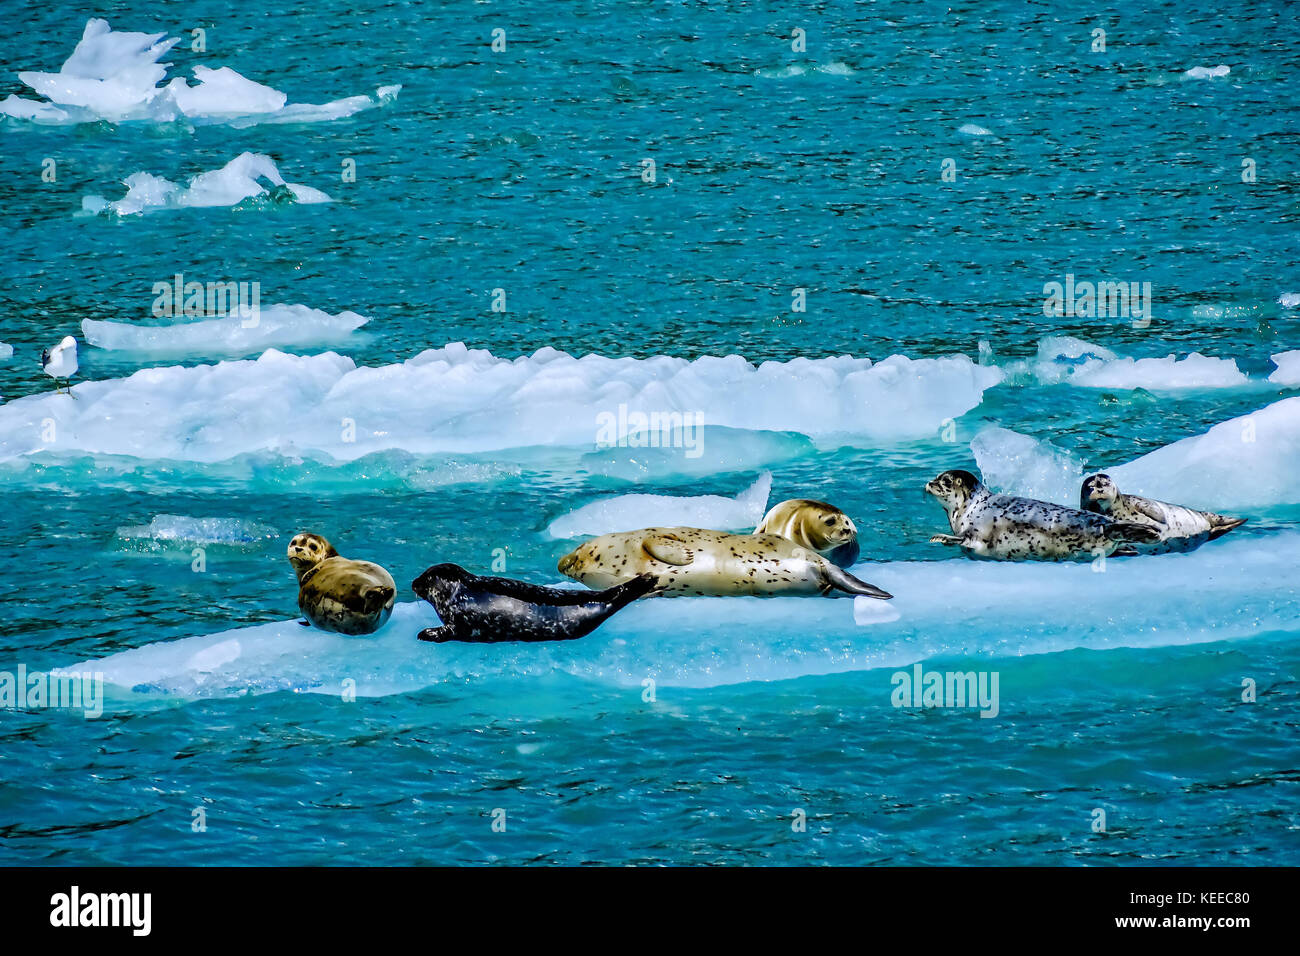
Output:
[
  {"left": 642, "top": 534, "right": 694, "bottom": 566},
  {"left": 824, "top": 564, "right": 892, "bottom": 600},
  {"left": 1107, "top": 521, "right": 1162, "bottom": 544},
  {"left": 929, "top": 534, "right": 962, "bottom": 545},
  {"left": 417, "top": 626, "right": 454, "bottom": 643},
  {"left": 827, "top": 539, "right": 860, "bottom": 568}
]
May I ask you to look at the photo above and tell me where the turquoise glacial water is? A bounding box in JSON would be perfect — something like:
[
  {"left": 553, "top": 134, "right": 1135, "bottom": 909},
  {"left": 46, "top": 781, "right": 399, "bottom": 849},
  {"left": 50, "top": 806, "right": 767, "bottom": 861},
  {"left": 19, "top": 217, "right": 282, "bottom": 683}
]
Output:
[{"left": 0, "top": 0, "right": 1297, "bottom": 864}]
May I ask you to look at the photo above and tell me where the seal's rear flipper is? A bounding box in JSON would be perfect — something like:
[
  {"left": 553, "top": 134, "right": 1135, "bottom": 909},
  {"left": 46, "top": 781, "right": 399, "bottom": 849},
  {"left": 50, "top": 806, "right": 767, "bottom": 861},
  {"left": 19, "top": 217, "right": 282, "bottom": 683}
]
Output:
[
  {"left": 600, "top": 572, "right": 663, "bottom": 610},
  {"left": 298, "top": 619, "right": 312, "bottom": 627},
  {"left": 825, "top": 564, "right": 892, "bottom": 600},
  {"left": 1207, "top": 516, "right": 1246, "bottom": 539},
  {"left": 1107, "top": 521, "right": 1162, "bottom": 544},
  {"left": 417, "top": 626, "right": 454, "bottom": 643},
  {"left": 362, "top": 584, "right": 397, "bottom": 614}
]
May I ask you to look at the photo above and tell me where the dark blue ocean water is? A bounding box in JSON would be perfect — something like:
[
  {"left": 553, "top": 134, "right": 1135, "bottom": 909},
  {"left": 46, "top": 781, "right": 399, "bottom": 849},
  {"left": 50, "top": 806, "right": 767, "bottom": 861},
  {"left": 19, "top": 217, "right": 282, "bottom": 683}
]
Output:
[{"left": 0, "top": 0, "right": 1297, "bottom": 865}]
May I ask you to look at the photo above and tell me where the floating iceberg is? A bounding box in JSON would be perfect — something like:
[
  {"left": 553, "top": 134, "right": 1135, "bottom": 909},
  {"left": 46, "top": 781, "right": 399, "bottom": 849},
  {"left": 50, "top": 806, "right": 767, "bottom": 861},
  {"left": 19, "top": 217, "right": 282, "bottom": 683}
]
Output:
[
  {"left": 971, "top": 398, "right": 1300, "bottom": 509},
  {"left": 1111, "top": 397, "right": 1300, "bottom": 508},
  {"left": 0, "top": 18, "right": 399, "bottom": 126},
  {"left": 545, "top": 472, "right": 772, "bottom": 539},
  {"left": 1280, "top": 293, "right": 1300, "bottom": 309},
  {"left": 116, "top": 514, "right": 279, "bottom": 546},
  {"left": 1183, "top": 65, "right": 1231, "bottom": 79},
  {"left": 81, "top": 152, "right": 331, "bottom": 216},
  {"left": 59, "top": 532, "right": 1299, "bottom": 701},
  {"left": 957, "top": 123, "right": 993, "bottom": 136},
  {"left": 0, "top": 344, "right": 1003, "bottom": 465},
  {"left": 970, "top": 426, "right": 1083, "bottom": 505},
  {"left": 1269, "top": 351, "right": 1300, "bottom": 387},
  {"left": 0, "top": 343, "right": 12, "bottom": 361},
  {"left": 83, "top": 304, "right": 368, "bottom": 356},
  {"left": 1014, "top": 336, "right": 1247, "bottom": 390}
]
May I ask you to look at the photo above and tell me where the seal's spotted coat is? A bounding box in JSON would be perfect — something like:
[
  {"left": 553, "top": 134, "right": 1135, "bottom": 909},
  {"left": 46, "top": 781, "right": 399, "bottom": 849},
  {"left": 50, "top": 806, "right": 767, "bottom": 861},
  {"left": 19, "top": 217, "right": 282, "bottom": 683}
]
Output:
[
  {"left": 924, "top": 470, "right": 1160, "bottom": 561},
  {"left": 1080, "top": 474, "right": 1246, "bottom": 554},
  {"left": 557, "top": 527, "right": 891, "bottom": 599}
]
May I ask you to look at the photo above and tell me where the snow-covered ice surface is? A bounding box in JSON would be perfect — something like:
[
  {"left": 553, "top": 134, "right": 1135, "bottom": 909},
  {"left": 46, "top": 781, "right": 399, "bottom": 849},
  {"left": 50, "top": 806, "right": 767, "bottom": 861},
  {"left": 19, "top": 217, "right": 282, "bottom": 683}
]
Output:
[
  {"left": 0, "top": 345, "right": 1004, "bottom": 464},
  {"left": 545, "top": 472, "right": 772, "bottom": 538}
]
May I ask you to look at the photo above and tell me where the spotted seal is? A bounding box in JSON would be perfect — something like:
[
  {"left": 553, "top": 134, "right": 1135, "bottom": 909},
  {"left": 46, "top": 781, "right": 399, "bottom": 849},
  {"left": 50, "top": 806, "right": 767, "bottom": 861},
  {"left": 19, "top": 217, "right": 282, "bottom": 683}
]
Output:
[
  {"left": 924, "top": 469, "right": 1160, "bottom": 561},
  {"left": 557, "top": 527, "right": 891, "bottom": 599},
  {"left": 753, "top": 498, "right": 860, "bottom": 567},
  {"left": 1080, "top": 473, "right": 1246, "bottom": 553},
  {"left": 411, "top": 563, "right": 659, "bottom": 643},
  {"left": 288, "top": 532, "right": 396, "bottom": 635}
]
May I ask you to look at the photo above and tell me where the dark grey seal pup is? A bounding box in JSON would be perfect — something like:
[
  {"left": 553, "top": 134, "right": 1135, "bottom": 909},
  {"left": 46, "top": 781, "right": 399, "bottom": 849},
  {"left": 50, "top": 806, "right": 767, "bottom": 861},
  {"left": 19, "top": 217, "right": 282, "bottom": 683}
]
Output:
[
  {"left": 924, "top": 469, "right": 1160, "bottom": 561},
  {"left": 411, "top": 564, "right": 659, "bottom": 643},
  {"left": 1080, "top": 473, "right": 1246, "bottom": 553}
]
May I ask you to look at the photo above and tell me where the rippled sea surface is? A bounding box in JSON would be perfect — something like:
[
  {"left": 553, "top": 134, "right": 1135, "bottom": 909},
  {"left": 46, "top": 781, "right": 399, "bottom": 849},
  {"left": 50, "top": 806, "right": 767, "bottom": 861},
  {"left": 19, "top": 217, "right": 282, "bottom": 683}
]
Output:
[{"left": 1, "top": 0, "right": 1297, "bottom": 865}]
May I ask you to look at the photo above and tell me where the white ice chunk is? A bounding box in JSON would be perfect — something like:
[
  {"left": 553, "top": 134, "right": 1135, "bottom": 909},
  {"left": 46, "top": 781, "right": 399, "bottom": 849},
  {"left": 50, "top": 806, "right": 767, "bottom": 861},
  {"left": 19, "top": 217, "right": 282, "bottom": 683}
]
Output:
[
  {"left": 1268, "top": 350, "right": 1300, "bottom": 387},
  {"left": 544, "top": 471, "right": 772, "bottom": 539},
  {"left": 958, "top": 122, "right": 992, "bottom": 136},
  {"left": 1111, "top": 396, "right": 1300, "bottom": 508},
  {"left": 970, "top": 426, "right": 1084, "bottom": 505},
  {"left": 81, "top": 152, "right": 331, "bottom": 215},
  {"left": 1184, "top": 65, "right": 1231, "bottom": 79},
  {"left": 1025, "top": 336, "right": 1246, "bottom": 389},
  {"left": 1, "top": 18, "right": 397, "bottom": 127},
  {"left": 162, "top": 66, "right": 287, "bottom": 117},
  {"left": 83, "top": 304, "right": 367, "bottom": 356}
]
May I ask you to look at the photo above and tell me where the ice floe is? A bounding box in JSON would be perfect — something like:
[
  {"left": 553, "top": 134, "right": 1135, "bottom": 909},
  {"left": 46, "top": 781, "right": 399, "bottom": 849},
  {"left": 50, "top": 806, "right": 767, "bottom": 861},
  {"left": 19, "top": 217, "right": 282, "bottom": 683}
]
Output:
[
  {"left": 60, "top": 532, "right": 1299, "bottom": 700},
  {"left": 1111, "top": 397, "right": 1300, "bottom": 508},
  {"left": 83, "top": 304, "right": 368, "bottom": 356},
  {"left": 0, "top": 344, "right": 1003, "bottom": 464},
  {"left": 0, "top": 18, "right": 399, "bottom": 126},
  {"left": 1269, "top": 351, "right": 1300, "bottom": 387},
  {"left": 1183, "top": 65, "right": 1231, "bottom": 80},
  {"left": 544, "top": 472, "right": 771, "bottom": 539},
  {"left": 1009, "top": 336, "right": 1247, "bottom": 390},
  {"left": 80, "top": 152, "right": 331, "bottom": 216}
]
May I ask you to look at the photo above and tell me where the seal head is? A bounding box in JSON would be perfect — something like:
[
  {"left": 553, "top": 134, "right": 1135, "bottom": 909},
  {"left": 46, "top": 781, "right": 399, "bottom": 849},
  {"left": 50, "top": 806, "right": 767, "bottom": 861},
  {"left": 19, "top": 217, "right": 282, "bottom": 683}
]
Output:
[{"left": 753, "top": 498, "right": 860, "bottom": 567}]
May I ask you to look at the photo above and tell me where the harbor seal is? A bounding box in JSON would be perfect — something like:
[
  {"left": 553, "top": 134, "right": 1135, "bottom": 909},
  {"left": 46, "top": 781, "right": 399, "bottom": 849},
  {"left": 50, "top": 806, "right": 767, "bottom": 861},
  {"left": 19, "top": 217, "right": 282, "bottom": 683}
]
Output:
[
  {"left": 1080, "top": 474, "right": 1246, "bottom": 553},
  {"left": 557, "top": 527, "right": 891, "bottom": 599},
  {"left": 411, "top": 564, "right": 659, "bottom": 643},
  {"left": 753, "top": 498, "right": 860, "bottom": 567},
  {"left": 924, "top": 469, "right": 1161, "bottom": 561},
  {"left": 288, "top": 532, "right": 396, "bottom": 635}
]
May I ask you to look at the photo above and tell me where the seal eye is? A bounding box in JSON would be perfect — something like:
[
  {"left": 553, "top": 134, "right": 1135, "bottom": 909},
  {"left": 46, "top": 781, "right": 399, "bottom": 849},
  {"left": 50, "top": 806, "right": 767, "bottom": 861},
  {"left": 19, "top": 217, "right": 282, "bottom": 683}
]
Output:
[{"left": 824, "top": 516, "right": 836, "bottom": 526}]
